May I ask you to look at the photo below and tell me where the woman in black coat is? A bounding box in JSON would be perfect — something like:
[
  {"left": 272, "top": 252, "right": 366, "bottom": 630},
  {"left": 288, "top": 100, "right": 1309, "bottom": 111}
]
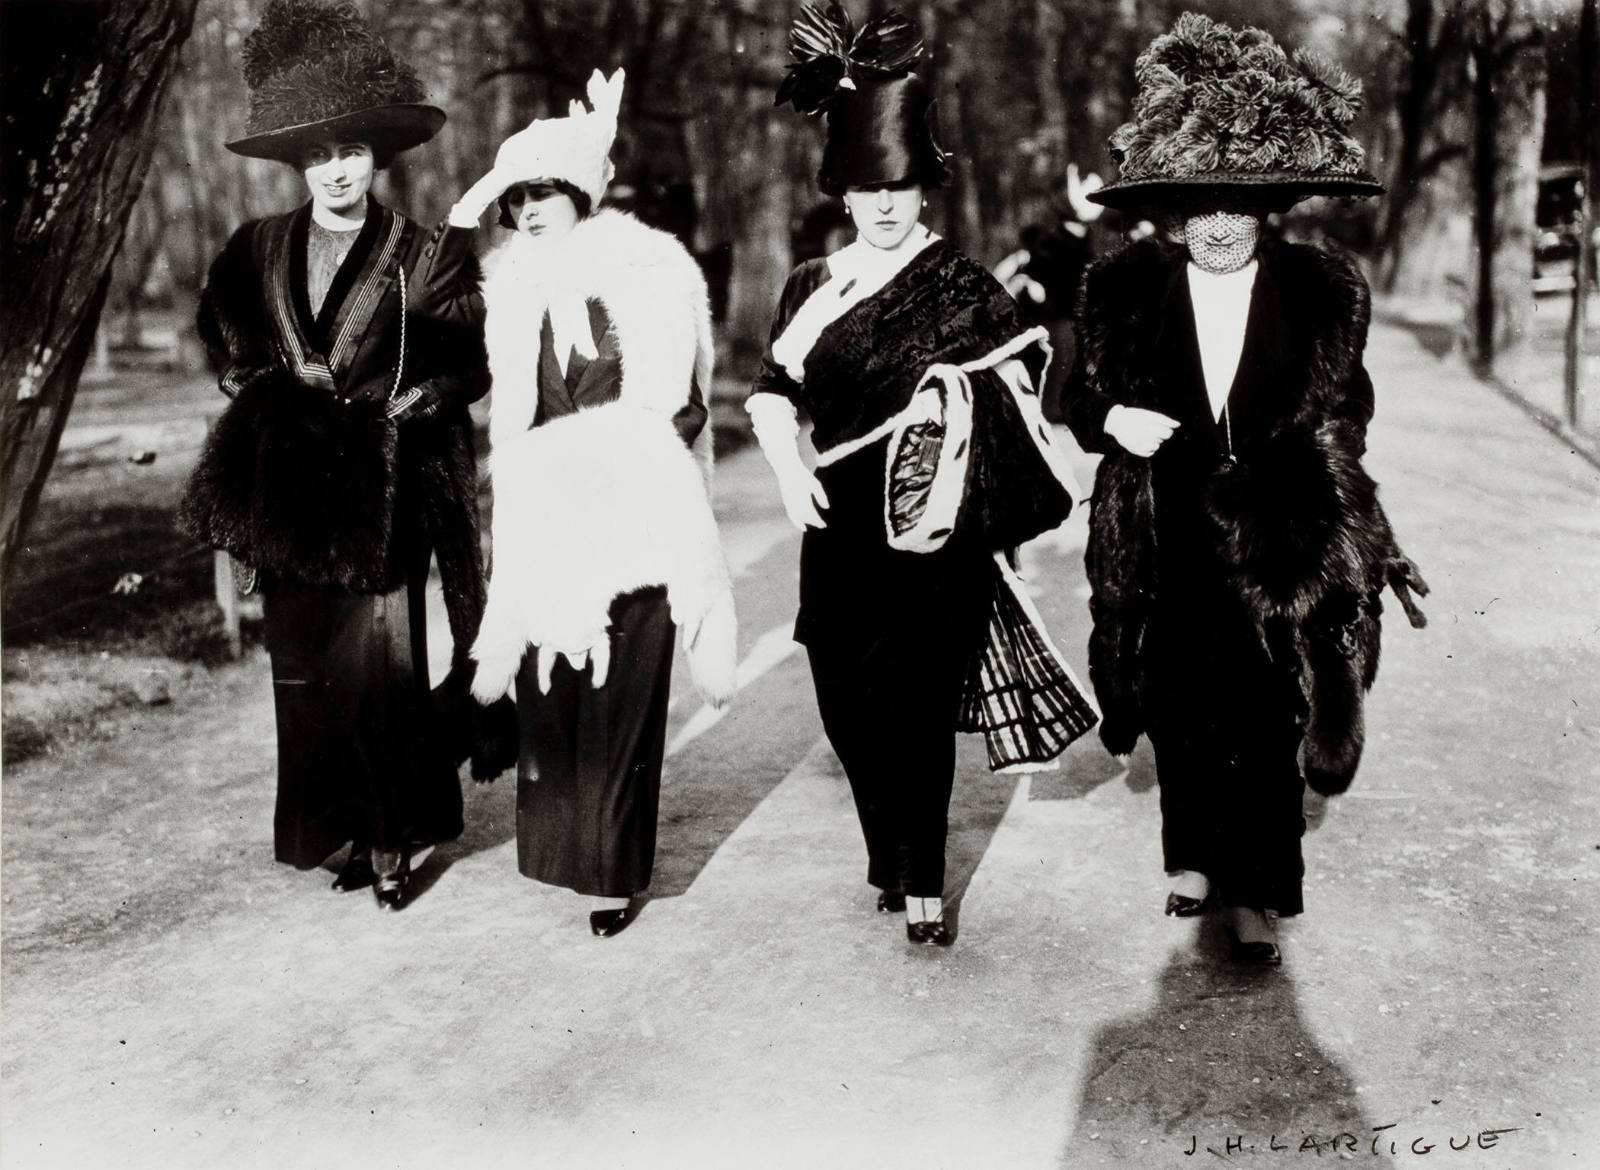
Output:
[
  {"left": 180, "top": 0, "right": 502, "bottom": 910},
  {"left": 1064, "top": 14, "right": 1425, "bottom": 964},
  {"left": 751, "top": 5, "right": 1094, "bottom": 948}
]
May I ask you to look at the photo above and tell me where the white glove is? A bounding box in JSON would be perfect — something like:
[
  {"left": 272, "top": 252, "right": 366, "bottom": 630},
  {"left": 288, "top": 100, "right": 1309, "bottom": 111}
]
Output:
[
  {"left": 771, "top": 452, "right": 829, "bottom": 531},
  {"left": 448, "top": 173, "right": 505, "bottom": 228},
  {"left": 747, "top": 392, "right": 829, "bottom": 530},
  {"left": 1104, "top": 404, "right": 1179, "bottom": 458},
  {"left": 534, "top": 635, "right": 612, "bottom": 694}
]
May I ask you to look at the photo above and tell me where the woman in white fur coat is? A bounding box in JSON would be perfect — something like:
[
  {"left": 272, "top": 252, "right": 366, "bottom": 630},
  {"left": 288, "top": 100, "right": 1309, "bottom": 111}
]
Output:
[{"left": 458, "top": 70, "right": 735, "bottom": 937}]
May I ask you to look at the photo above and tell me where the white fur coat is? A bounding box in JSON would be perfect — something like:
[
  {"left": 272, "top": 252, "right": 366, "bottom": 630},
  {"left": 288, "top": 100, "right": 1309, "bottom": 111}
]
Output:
[{"left": 470, "top": 210, "right": 734, "bottom": 707}]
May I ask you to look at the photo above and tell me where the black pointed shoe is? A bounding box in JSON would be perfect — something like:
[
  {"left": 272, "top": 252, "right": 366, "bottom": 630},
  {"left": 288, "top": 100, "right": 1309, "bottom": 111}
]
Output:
[
  {"left": 589, "top": 908, "right": 633, "bottom": 937},
  {"left": 1164, "top": 890, "right": 1214, "bottom": 918},
  {"left": 1230, "top": 938, "right": 1283, "bottom": 966},
  {"left": 876, "top": 888, "right": 907, "bottom": 913},
  {"left": 906, "top": 919, "right": 953, "bottom": 947},
  {"left": 331, "top": 845, "right": 375, "bottom": 893},
  {"left": 371, "top": 849, "right": 411, "bottom": 911}
]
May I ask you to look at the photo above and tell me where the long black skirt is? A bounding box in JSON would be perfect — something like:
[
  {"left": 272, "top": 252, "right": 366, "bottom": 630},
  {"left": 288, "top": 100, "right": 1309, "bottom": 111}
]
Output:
[
  {"left": 514, "top": 587, "right": 675, "bottom": 897},
  {"left": 262, "top": 563, "right": 463, "bottom": 869},
  {"left": 1143, "top": 593, "right": 1308, "bottom": 916}
]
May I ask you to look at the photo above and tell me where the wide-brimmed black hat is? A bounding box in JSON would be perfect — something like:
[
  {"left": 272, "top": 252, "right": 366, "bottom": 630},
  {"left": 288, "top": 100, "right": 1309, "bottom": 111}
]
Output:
[
  {"left": 776, "top": 3, "right": 949, "bottom": 196},
  {"left": 225, "top": 0, "right": 444, "bottom": 163},
  {"left": 1089, "top": 12, "right": 1382, "bottom": 213}
]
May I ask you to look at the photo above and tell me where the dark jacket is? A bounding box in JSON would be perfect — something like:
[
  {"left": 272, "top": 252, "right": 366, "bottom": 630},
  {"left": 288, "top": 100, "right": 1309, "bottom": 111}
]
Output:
[
  {"left": 180, "top": 197, "right": 515, "bottom": 777},
  {"left": 1064, "top": 237, "right": 1426, "bottom": 793},
  {"left": 181, "top": 197, "right": 488, "bottom": 651}
]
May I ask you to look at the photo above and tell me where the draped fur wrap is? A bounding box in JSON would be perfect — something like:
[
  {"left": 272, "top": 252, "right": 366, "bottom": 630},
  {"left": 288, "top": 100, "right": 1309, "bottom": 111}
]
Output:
[
  {"left": 1076, "top": 238, "right": 1426, "bottom": 793},
  {"left": 469, "top": 210, "right": 736, "bottom": 707}
]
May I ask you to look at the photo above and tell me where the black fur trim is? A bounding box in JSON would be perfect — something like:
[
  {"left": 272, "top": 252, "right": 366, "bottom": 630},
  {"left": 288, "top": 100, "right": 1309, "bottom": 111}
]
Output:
[
  {"left": 179, "top": 372, "right": 401, "bottom": 592},
  {"left": 431, "top": 656, "right": 519, "bottom": 781}
]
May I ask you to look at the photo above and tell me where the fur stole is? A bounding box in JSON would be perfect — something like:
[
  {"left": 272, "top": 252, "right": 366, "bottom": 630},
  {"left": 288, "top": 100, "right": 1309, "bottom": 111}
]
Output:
[
  {"left": 468, "top": 405, "right": 736, "bottom": 708},
  {"left": 480, "top": 209, "right": 715, "bottom": 478},
  {"left": 471, "top": 211, "right": 733, "bottom": 708}
]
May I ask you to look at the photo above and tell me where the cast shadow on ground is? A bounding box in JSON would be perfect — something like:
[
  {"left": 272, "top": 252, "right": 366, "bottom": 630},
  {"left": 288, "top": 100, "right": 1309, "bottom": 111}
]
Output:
[
  {"left": 1063, "top": 938, "right": 1369, "bottom": 1167},
  {"left": 1030, "top": 735, "right": 1159, "bottom": 802}
]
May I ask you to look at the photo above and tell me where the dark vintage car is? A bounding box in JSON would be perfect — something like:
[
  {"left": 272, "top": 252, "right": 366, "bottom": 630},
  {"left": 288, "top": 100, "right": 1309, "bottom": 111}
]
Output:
[{"left": 1534, "top": 163, "right": 1599, "bottom": 294}]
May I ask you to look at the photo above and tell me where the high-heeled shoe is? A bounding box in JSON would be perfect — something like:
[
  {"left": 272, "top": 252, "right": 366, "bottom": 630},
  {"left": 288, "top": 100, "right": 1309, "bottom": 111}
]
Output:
[
  {"left": 906, "top": 919, "right": 953, "bottom": 947},
  {"left": 589, "top": 908, "right": 632, "bottom": 937},
  {"left": 331, "top": 845, "right": 375, "bottom": 892},
  {"left": 371, "top": 849, "right": 410, "bottom": 911},
  {"left": 876, "top": 888, "right": 906, "bottom": 913}
]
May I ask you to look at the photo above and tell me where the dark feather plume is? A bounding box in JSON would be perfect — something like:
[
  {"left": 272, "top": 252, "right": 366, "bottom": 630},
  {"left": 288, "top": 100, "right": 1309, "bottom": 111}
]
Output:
[{"left": 776, "top": 2, "right": 924, "bottom": 114}]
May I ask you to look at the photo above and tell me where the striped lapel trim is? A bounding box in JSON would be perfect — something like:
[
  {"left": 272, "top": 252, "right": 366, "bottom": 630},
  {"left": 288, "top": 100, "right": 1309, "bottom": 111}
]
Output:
[
  {"left": 266, "top": 226, "right": 337, "bottom": 391},
  {"left": 327, "top": 212, "right": 406, "bottom": 378}
]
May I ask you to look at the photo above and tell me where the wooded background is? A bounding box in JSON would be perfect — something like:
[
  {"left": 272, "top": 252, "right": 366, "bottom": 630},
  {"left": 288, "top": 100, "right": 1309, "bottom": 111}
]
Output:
[{"left": 2, "top": 0, "right": 1595, "bottom": 572}]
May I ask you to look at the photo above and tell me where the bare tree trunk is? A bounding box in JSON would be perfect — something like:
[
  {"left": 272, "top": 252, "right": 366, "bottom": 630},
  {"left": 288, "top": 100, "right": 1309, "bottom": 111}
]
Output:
[
  {"left": 1377, "top": 0, "right": 1466, "bottom": 293},
  {"left": 0, "top": 0, "right": 199, "bottom": 577},
  {"left": 1465, "top": 0, "right": 1545, "bottom": 372},
  {"left": 1567, "top": 0, "right": 1597, "bottom": 429}
]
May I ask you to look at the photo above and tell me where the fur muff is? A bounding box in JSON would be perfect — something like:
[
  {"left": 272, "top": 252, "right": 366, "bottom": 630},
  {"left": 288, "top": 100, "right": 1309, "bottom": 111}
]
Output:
[
  {"left": 179, "top": 371, "right": 400, "bottom": 592},
  {"left": 469, "top": 404, "right": 736, "bottom": 708}
]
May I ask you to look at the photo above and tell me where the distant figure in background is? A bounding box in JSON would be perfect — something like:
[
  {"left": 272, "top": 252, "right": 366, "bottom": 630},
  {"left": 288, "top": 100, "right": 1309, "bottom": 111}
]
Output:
[
  {"left": 751, "top": 3, "right": 1095, "bottom": 949},
  {"left": 994, "top": 164, "right": 1104, "bottom": 421},
  {"left": 1064, "top": 13, "right": 1428, "bottom": 966},
  {"left": 793, "top": 200, "right": 856, "bottom": 264},
  {"left": 459, "top": 70, "right": 736, "bottom": 938},
  {"left": 179, "top": 0, "right": 507, "bottom": 912}
]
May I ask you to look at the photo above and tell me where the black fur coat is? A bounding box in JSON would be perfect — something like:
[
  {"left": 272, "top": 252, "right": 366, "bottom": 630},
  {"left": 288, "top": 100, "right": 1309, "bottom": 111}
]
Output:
[
  {"left": 179, "top": 199, "right": 515, "bottom": 776},
  {"left": 1064, "top": 238, "right": 1426, "bottom": 793}
]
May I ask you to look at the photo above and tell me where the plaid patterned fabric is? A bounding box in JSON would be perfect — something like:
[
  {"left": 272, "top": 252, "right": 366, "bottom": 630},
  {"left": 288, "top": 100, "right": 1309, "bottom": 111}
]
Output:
[{"left": 957, "top": 556, "right": 1099, "bottom": 770}]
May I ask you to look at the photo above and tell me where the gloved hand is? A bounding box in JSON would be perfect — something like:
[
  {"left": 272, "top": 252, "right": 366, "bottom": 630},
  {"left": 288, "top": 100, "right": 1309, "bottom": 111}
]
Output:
[
  {"left": 1104, "top": 404, "right": 1180, "bottom": 458},
  {"left": 747, "top": 392, "right": 828, "bottom": 530},
  {"left": 767, "top": 442, "right": 829, "bottom": 530},
  {"left": 448, "top": 173, "right": 506, "bottom": 229}
]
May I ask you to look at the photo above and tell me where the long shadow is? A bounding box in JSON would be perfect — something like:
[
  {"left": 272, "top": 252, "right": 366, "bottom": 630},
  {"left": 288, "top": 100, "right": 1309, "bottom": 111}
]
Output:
[
  {"left": 647, "top": 645, "right": 822, "bottom": 898},
  {"left": 1064, "top": 945, "right": 1370, "bottom": 1167}
]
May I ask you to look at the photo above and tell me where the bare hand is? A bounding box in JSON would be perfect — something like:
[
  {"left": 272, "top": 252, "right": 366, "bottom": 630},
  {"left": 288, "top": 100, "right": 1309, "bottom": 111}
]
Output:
[{"left": 1104, "top": 405, "right": 1179, "bottom": 457}]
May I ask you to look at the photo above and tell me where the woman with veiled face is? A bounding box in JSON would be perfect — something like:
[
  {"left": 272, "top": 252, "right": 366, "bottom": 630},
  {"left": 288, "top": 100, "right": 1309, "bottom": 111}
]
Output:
[{"left": 1063, "top": 13, "right": 1426, "bottom": 967}]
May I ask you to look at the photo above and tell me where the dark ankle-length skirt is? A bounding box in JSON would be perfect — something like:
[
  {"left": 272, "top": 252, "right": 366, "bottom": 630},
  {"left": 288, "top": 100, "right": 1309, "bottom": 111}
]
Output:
[
  {"left": 1143, "top": 592, "right": 1308, "bottom": 917},
  {"left": 514, "top": 586, "right": 675, "bottom": 897},
  {"left": 262, "top": 563, "right": 463, "bottom": 869}
]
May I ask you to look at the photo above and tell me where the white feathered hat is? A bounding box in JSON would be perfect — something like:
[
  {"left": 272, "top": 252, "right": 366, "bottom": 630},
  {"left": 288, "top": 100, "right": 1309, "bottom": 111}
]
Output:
[{"left": 474, "top": 68, "right": 623, "bottom": 212}]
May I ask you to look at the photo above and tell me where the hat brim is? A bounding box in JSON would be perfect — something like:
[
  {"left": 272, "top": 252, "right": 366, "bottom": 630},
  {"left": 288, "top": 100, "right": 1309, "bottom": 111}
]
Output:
[
  {"left": 1087, "top": 170, "right": 1384, "bottom": 212},
  {"left": 226, "top": 104, "right": 446, "bottom": 163}
]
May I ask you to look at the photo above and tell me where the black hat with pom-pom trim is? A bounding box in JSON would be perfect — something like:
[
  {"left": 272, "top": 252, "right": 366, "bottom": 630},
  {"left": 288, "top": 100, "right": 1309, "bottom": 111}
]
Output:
[
  {"left": 1089, "top": 12, "right": 1382, "bottom": 213},
  {"left": 225, "top": 0, "right": 443, "bottom": 164},
  {"left": 776, "top": 3, "right": 949, "bottom": 196}
]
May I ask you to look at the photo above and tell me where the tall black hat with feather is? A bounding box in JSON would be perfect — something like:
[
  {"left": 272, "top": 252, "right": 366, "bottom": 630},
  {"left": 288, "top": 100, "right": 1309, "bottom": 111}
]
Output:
[
  {"left": 226, "top": 0, "right": 444, "bottom": 164},
  {"left": 776, "top": 3, "right": 948, "bottom": 196}
]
